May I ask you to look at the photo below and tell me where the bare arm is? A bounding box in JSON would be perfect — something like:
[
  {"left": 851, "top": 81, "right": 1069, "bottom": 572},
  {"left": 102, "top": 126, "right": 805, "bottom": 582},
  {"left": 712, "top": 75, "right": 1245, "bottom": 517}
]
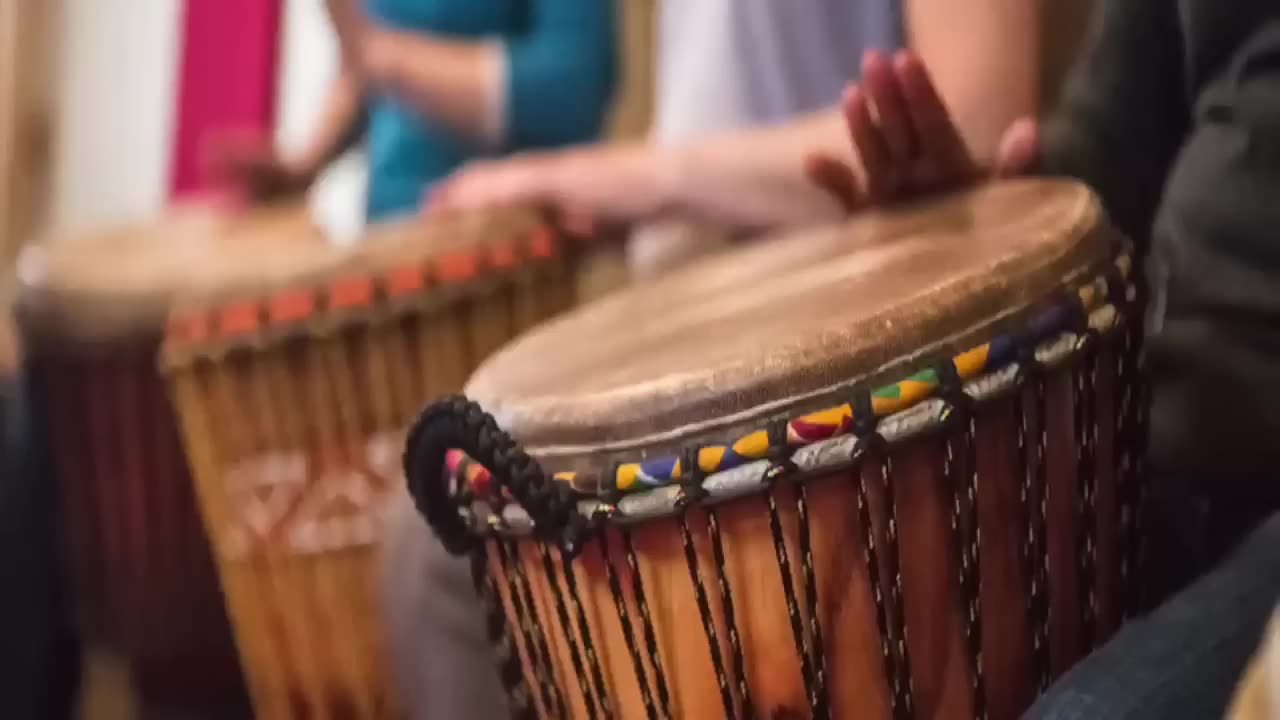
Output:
[
  {"left": 905, "top": 0, "right": 1038, "bottom": 164},
  {"left": 360, "top": 32, "right": 499, "bottom": 146},
  {"left": 659, "top": 110, "right": 854, "bottom": 229},
  {"left": 284, "top": 0, "right": 369, "bottom": 180},
  {"left": 432, "top": 0, "right": 1038, "bottom": 231},
  {"left": 662, "top": 0, "right": 1040, "bottom": 228},
  {"left": 203, "top": 0, "right": 368, "bottom": 199},
  {"left": 284, "top": 68, "right": 367, "bottom": 180}
]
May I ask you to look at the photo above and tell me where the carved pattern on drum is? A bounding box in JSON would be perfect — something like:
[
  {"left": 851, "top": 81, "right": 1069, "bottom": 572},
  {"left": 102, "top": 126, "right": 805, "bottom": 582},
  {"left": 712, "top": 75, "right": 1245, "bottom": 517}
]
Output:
[
  {"left": 220, "top": 431, "right": 404, "bottom": 559},
  {"left": 222, "top": 453, "right": 308, "bottom": 558}
]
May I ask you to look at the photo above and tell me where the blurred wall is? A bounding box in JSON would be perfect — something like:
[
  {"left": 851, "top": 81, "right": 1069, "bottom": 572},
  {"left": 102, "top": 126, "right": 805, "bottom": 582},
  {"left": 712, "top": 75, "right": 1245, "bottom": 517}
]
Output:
[{"left": 50, "top": 0, "right": 181, "bottom": 230}]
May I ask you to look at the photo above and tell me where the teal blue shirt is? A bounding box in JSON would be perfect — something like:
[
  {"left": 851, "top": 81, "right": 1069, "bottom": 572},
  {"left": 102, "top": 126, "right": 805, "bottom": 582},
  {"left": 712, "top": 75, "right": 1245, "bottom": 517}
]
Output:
[{"left": 365, "top": 0, "right": 616, "bottom": 221}]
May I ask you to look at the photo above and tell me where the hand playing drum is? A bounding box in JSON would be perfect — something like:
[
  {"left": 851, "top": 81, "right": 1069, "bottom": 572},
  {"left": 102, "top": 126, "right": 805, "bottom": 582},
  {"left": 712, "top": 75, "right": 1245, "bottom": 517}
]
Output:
[{"left": 806, "top": 50, "right": 1040, "bottom": 210}]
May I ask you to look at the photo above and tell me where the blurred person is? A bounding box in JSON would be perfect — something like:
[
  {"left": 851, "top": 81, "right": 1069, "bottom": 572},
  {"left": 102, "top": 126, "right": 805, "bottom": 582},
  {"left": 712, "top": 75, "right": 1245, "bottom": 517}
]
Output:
[
  {"left": 428, "top": 0, "right": 1039, "bottom": 277},
  {"left": 801, "top": 0, "right": 1280, "bottom": 716},
  {"left": 207, "top": 0, "right": 616, "bottom": 222}
]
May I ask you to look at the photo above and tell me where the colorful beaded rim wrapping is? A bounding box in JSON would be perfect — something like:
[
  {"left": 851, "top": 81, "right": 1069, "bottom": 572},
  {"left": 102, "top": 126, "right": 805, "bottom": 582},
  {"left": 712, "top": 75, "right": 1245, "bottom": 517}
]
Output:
[
  {"left": 161, "top": 226, "right": 559, "bottom": 366},
  {"left": 443, "top": 253, "right": 1133, "bottom": 532}
]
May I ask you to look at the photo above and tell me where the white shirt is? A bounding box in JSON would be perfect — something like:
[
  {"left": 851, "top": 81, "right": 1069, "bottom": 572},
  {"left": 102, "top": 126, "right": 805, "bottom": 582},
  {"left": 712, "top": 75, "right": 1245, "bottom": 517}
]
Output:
[
  {"left": 652, "top": 0, "right": 903, "bottom": 141},
  {"left": 630, "top": 0, "right": 903, "bottom": 278}
]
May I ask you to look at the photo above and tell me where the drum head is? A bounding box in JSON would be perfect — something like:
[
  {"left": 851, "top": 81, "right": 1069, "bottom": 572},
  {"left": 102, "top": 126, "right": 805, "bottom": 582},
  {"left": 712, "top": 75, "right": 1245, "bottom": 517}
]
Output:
[
  {"left": 14, "top": 202, "right": 336, "bottom": 344},
  {"left": 466, "top": 179, "right": 1120, "bottom": 462}
]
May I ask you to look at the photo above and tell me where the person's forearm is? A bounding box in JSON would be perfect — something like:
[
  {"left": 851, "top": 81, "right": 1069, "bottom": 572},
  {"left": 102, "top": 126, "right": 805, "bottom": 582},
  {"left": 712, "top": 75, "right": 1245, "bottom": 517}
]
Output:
[
  {"left": 285, "top": 68, "right": 367, "bottom": 180},
  {"left": 279, "top": 0, "right": 369, "bottom": 181},
  {"left": 659, "top": 110, "right": 855, "bottom": 229},
  {"left": 906, "top": 0, "right": 1038, "bottom": 165},
  {"left": 364, "top": 31, "right": 501, "bottom": 146},
  {"left": 653, "top": 0, "right": 1041, "bottom": 231}
]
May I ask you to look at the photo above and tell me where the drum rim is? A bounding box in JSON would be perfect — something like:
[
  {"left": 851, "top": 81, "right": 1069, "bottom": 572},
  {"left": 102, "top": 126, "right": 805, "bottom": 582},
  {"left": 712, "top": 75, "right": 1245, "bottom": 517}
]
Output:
[
  {"left": 467, "top": 179, "right": 1120, "bottom": 456},
  {"left": 158, "top": 221, "right": 562, "bottom": 369},
  {"left": 10, "top": 202, "right": 330, "bottom": 346},
  {"left": 442, "top": 251, "right": 1134, "bottom": 526}
]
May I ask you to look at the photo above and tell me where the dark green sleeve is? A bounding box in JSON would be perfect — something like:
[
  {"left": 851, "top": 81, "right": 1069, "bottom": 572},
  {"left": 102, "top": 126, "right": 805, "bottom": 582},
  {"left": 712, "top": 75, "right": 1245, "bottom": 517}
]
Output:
[{"left": 1038, "top": 0, "right": 1190, "bottom": 241}]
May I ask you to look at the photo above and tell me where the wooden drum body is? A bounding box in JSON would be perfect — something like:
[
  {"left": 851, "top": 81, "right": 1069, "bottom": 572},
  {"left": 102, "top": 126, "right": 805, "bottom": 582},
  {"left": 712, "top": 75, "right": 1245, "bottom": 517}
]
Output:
[
  {"left": 161, "top": 211, "right": 574, "bottom": 718},
  {"left": 405, "top": 180, "right": 1146, "bottom": 720},
  {"left": 14, "top": 202, "right": 329, "bottom": 711}
]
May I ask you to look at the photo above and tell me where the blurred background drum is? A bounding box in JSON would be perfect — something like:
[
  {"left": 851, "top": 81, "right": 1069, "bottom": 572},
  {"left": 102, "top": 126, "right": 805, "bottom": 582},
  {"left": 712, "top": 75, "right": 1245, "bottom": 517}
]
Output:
[
  {"left": 406, "top": 179, "right": 1145, "bottom": 720},
  {"left": 162, "top": 209, "right": 574, "bottom": 719},
  {"left": 14, "top": 201, "right": 335, "bottom": 718}
]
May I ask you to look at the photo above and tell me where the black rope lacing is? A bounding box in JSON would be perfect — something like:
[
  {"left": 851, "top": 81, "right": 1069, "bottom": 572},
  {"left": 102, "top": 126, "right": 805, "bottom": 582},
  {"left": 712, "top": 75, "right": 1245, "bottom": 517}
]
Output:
[
  {"left": 1015, "top": 335, "right": 1053, "bottom": 693},
  {"left": 849, "top": 389, "right": 914, "bottom": 720},
  {"left": 937, "top": 359, "right": 988, "bottom": 720},
  {"left": 403, "top": 394, "right": 590, "bottom": 557}
]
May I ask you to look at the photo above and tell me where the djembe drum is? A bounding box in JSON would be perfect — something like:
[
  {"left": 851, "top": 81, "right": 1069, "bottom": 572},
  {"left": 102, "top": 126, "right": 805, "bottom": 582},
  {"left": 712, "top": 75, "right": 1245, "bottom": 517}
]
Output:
[
  {"left": 161, "top": 209, "right": 575, "bottom": 719},
  {"left": 403, "top": 179, "right": 1147, "bottom": 720},
  {"left": 14, "top": 202, "right": 334, "bottom": 715}
]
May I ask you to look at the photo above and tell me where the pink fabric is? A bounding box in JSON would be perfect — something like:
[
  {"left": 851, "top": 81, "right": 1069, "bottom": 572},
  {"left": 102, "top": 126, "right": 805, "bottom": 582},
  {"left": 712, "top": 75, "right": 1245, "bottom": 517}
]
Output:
[{"left": 168, "top": 0, "right": 283, "bottom": 198}]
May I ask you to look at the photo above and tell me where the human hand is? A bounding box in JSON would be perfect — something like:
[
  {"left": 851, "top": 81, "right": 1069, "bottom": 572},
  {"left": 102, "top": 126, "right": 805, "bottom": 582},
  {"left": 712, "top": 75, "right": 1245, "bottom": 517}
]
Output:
[
  {"left": 806, "top": 49, "right": 1039, "bottom": 210},
  {"left": 201, "top": 129, "right": 315, "bottom": 206}
]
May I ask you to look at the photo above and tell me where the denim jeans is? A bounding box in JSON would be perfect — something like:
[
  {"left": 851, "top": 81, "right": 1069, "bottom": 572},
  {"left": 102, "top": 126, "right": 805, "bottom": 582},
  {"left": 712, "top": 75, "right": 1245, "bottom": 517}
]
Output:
[{"left": 1024, "top": 514, "right": 1280, "bottom": 719}]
